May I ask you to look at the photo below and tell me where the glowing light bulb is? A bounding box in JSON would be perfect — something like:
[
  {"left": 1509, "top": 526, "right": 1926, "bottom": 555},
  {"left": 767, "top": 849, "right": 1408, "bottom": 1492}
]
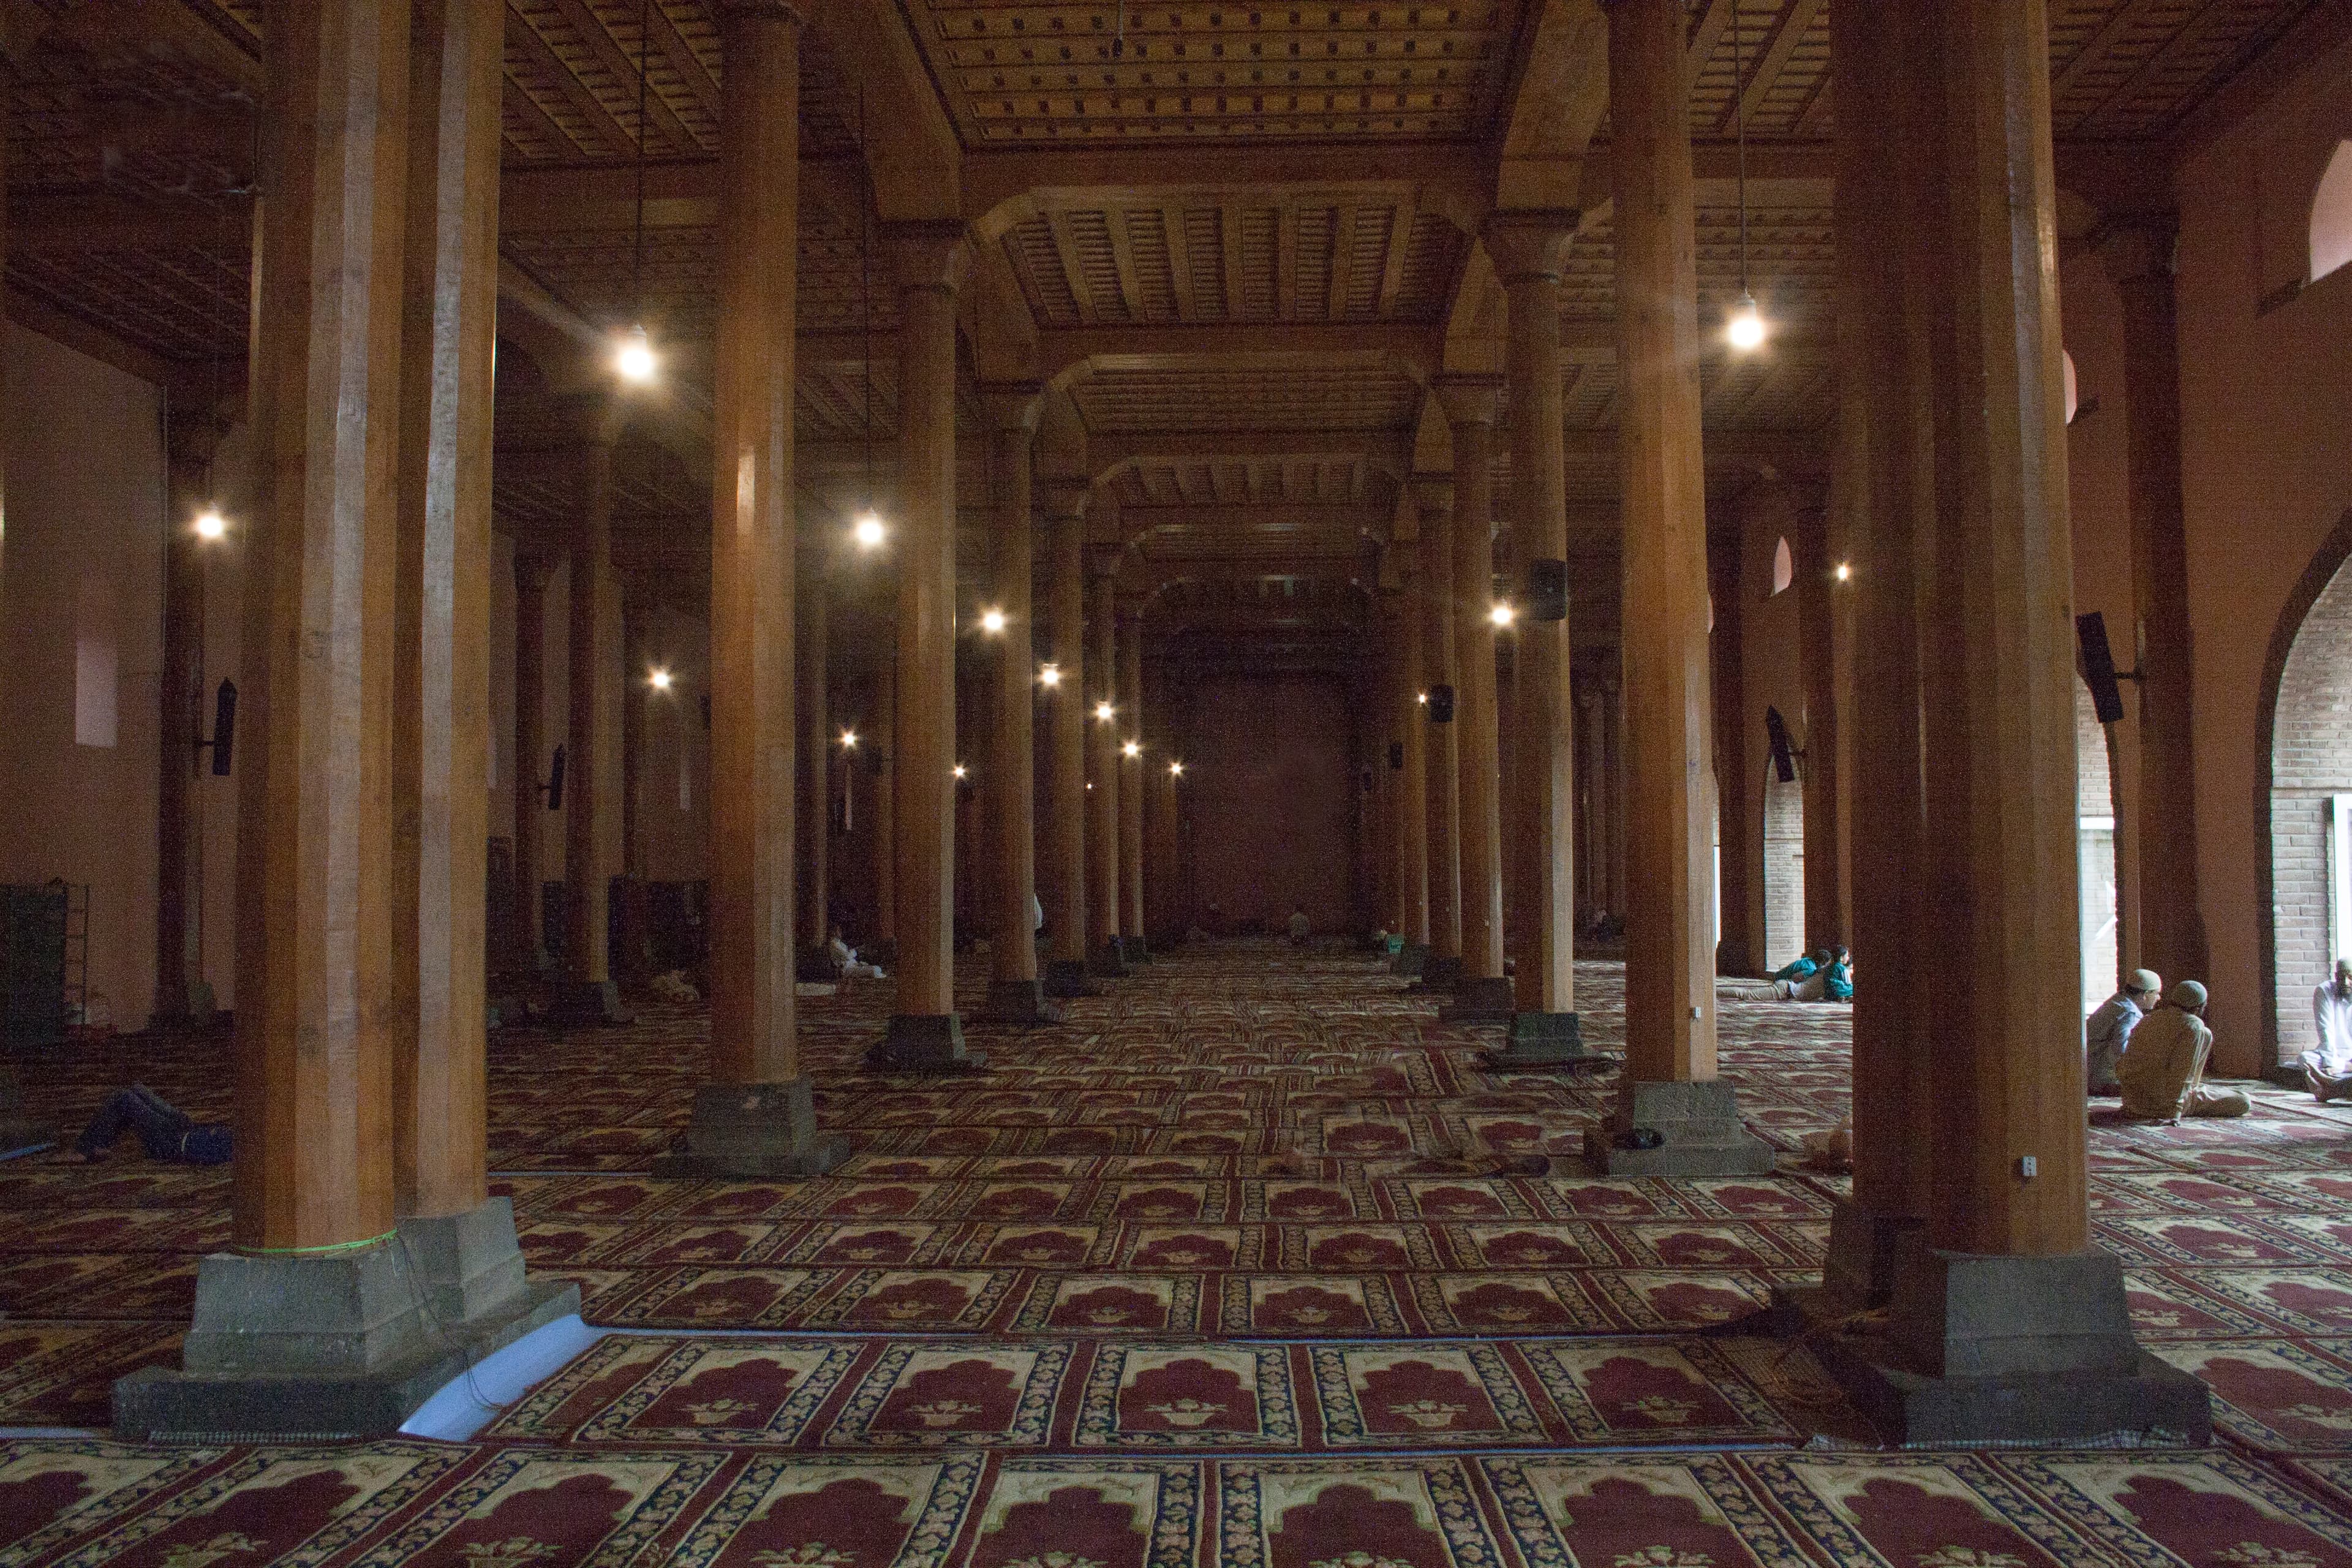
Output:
[
  {"left": 1490, "top": 602, "right": 1516, "bottom": 627},
  {"left": 980, "top": 608, "right": 1008, "bottom": 635},
  {"left": 648, "top": 667, "right": 674, "bottom": 692},
  {"left": 1416, "top": 692, "right": 1428, "bottom": 705},
  {"left": 952, "top": 763, "right": 968, "bottom": 780},
  {"left": 1122, "top": 740, "right": 1141, "bottom": 759},
  {"left": 1725, "top": 291, "right": 1766, "bottom": 353},
  {"left": 853, "top": 511, "right": 885, "bottom": 550},
  {"left": 841, "top": 729, "right": 858, "bottom": 749},
  {"left": 615, "top": 323, "right": 657, "bottom": 384},
  {"left": 1835, "top": 562, "right": 1852, "bottom": 583},
  {"left": 192, "top": 510, "right": 227, "bottom": 541},
  {"left": 1095, "top": 701, "right": 1114, "bottom": 722},
  {"left": 1170, "top": 761, "right": 1186, "bottom": 777},
  {"left": 1039, "top": 663, "right": 1063, "bottom": 687}
]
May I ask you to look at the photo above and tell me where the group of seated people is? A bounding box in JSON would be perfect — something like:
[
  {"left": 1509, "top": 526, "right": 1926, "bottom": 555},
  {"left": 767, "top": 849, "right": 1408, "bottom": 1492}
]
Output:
[
  {"left": 1769, "top": 946, "right": 1853, "bottom": 1002},
  {"left": 2086, "top": 967, "right": 2256, "bottom": 1121}
]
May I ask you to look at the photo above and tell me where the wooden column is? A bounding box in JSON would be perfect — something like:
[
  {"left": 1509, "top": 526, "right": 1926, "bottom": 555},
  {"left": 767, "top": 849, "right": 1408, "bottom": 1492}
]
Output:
[
  {"left": 1785, "top": 0, "right": 2206, "bottom": 1446},
  {"left": 671, "top": 1, "right": 841, "bottom": 1172},
  {"left": 1399, "top": 581, "right": 1432, "bottom": 951},
  {"left": 1118, "top": 609, "right": 1147, "bottom": 952},
  {"left": 616, "top": 581, "right": 650, "bottom": 990},
  {"left": 511, "top": 556, "right": 550, "bottom": 968},
  {"left": 1591, "top": 0, "right": 1768, "bottom": 1174},
  {"left": 1794, "top": 501, "right": 1849, "bottom": 947},
  {"left": 156, "top": 426, "right": 217, "bottom": 1026},
  {"left": 1436, "top": 380, "right": 1515, "bottom": 1022},
  {"left": 873, "top": 653, "right": 896, "bottom": 943},
  {"left": 979, "top": 389, "right": 1054, "bottom": 1021},
  {"left": 2101, "top": 213, "right": 2207, "bottom": 989},
  {"left": 794, "top": 543, "right": 829, "bottom": 954},
  {"left": 1150, "top": 747, "right": 1183, "bottom": 944},
  {"left": 1085, "top": 559, "right": 1126, "bottom": 972},
  {"left": 1040, "top": 483, "right": 1094, "bottom": 993},
  {"left": 228, "top": 0, "right": 410, "bottom": 1263},
  {"left": 557, "top": 425, "right": 624, "bottom": 1019},
  {"left": 1709, "top": 541, "right": 1758, "bottom": 975},
  {"left": 871, "top": 219, "right": 977, "bottom": 1069},
  {"left": 1490, "top": 215, "right": 1586, "bottom": 1046},
  {"left": 1418, "top": 492, "right": 1463, "bottom": 985}
]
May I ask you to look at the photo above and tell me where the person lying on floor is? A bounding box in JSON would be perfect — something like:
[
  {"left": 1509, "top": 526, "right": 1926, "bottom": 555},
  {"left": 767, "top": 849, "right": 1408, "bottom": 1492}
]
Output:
[
  {"left": 1773, "top": 946, "right": 1850, "bottom": 1001},
  {"left": 2086, "top": 967, "right": 2162, "bottom": 1098},
  {"left": 1770, "top": 948, "right": 1824, "bottom": 987},
  {"left": 2117, "top": 979, "right": 2250, "bottom": 1121},
  {"left": 57, "top": 1085, "right": 230, "bottom": 1166},
  {"left": 826, "top": 925, "right": 887, "bottom": 981}
]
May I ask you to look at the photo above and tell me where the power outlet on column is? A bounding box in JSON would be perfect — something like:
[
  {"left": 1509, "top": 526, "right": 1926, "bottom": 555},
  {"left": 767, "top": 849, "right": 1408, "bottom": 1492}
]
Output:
[{"left": 2017, "top": 1155, "right": 2038, "bottom": 1179}]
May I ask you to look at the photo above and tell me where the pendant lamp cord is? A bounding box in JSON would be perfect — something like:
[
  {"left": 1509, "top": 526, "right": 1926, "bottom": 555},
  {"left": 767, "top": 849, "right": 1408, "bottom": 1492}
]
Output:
[
  {"left": 861, "top": 83, "right": 876, "bottom": 515},
  {"left": 1734, "top": 3, "right": 1749, "bottom": 299},
  {"left": 632, "top": 0, "right": 650, "bottom": 324}
]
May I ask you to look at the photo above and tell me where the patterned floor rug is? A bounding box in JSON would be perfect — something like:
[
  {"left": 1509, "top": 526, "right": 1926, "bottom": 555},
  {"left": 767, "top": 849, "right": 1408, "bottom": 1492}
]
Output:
[{"left": 7, "top": 942, "right": 2352, "bottom": 1562}]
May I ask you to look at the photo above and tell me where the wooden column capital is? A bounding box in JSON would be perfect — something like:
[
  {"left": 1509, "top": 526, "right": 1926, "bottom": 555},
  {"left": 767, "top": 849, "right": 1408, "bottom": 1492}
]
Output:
[
  {"left": 884, "top": 218, "right": 974, "bottom": 296},
  {"left": 1042, "top": 478, "right": 1091, "bottom": 522},
  {"left": 981, "top": 382, "right": 1046, "bottom": 435},
  {"left": 1413, "top": 474, "right": 1455, "bottom": 516},
  {"left": 2094, "top": 211, "right": 2181, "bottom": 287},
  {"left": 1433, "top": 373, "right": 1502, "bottom": 430},
  {"left": 1482, "top": 211, "right": 1581, "bottom": 282}
]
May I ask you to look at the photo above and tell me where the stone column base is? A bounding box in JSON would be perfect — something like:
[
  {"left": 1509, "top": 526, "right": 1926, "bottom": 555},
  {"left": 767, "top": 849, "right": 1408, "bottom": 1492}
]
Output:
[
  {"left": 655, "top": 1078, "right": 853, "bottom": 1177},
  {"left": 1583, "top": 1080, "right": 1777, "bottom": 1176},
  {"left": 1389, "top": 943, "right": 1430, "bottom": 979},
  {"left": 866, "top": 1012, "right": 986, "bottom": 1074},
  {"left": 396, "top": 1197, "right": 533, "bottom": 1326},
  {"left": 112, "top": 1237, "right": 579, "bottom": 1440},
  {"left": 545, "top": 978, "right": 631, "bottom": 1028},
  {"left": 1088, "top": 940, "right": 1130, "bottom": 978},
  {"left": 1439, "top": 976, "right": 1516, "bottom": 1025},
  {"left": 1044, "top": 959, "right": 1101, "bottom": 998},
  {"left": 1782, "top": 1237, "right": 2212, "bottom": 1446},
  {"left": 977, "top": 979, "right": 1066, "bottom": 1028},
  {"left": 1485, "top": 1009, "right": 1610, "bottom": 1069},
  {"left": 1408, "top": 954, "right": 1464, "bottom": 994}
]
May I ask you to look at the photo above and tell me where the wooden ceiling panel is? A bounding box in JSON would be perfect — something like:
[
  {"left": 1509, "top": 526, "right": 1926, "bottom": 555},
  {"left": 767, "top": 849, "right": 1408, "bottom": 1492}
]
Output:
[
  {"left": 902, "top": 1, "right": 1531, "bottom": 145},
  {"left": 1072, "top": 366, "right": 1420, "bottom": 434}
]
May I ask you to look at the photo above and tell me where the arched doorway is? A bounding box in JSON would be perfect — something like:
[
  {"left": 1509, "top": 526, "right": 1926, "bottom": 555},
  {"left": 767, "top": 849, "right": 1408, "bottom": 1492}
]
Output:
[
  {"left": 2262, "top": 513, "right": 2352, "bottom": 1068},
  {"left": 1762, "top": 771, "right": 1805, "bottom": 972},
  {"left": 2076, "top": 676, "right": 2120, "bottom": 1017}
]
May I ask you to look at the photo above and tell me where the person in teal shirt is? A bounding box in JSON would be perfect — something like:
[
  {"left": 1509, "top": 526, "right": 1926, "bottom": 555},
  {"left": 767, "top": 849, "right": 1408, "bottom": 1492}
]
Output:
[
  {"left": 1771, "top": 948, "right": 1825, "bottom": 986},
  {"left": 1821, "top": 948, "right": 1853, "bottom": 1001}
]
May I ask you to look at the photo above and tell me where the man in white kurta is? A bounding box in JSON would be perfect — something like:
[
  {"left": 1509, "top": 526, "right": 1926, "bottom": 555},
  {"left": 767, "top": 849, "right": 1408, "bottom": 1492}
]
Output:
[{"left": 2305, "top": 959, "right": 2352, "bottom": 1103}]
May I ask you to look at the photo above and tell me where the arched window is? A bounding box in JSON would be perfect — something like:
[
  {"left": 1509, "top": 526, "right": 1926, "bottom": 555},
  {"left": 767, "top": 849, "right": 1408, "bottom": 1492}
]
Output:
[
  {"left": 2063, "top": 349, "right": 2079, "bottom": 425},
  {"left": 1770, "top": 537, "right": 1793, "bottom": 596},
  {"left": 2312, "top": 141, "right": 2352, "bottom": 284}
]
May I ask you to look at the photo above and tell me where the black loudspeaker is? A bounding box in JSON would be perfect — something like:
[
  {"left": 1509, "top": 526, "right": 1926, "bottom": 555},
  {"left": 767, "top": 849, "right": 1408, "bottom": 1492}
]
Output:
[
  {"left": 1526, "top": 558, "right": 1569, "bottom": 622},
  {"left": 1427, "top": 684, "right": 1456, "bottom": 723},
  {"left": 206, "top": 679, "right": 237, "bottom": 777},
  {"left": 2077, "top": 611, "right": 2128, "bottom": 724},
  {"left": 1764, "top": 706, "right": 1798, "bottom": 785},
  {"left": 1388, "top": 742, "right": 1404, "bottom": 771},
  {"left": 545, "top": 744, "right": 567, "bottom": 812}
]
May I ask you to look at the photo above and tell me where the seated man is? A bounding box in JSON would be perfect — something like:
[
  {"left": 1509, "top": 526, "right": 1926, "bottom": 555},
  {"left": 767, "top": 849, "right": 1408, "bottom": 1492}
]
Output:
[
  {"left": 2085, "top": 968, "right": 2161, "bottom": 1097},
  {"left": 60, "top": 1085, "right": 230, "bottom": 1166},
  {"left": 2117, "top": 980, "right": 2250, "bottom": 1122},
  {"left": 826, "top": 924, "right": 887, "bottom": 981},
  {"left": 2306, "top": 959, "right": 2352, "bottom": 1104},
  {"left": 1821, "top": 948, "right": 1853, "bottom": 1002}
]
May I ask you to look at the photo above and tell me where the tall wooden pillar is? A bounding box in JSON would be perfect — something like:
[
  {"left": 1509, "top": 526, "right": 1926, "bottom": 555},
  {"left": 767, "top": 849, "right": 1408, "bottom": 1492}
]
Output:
[
  {"left": 873, "top": 652, "right": 896, "bottom": 943},
  {"left": 1118, "top": 609, "right": 1147, "bottom": 955},
  {"left": 1782, "top": 0, "right": 2209, "bottom": 1445},
  {"left": 794, "top": 543, "right": 829, "bottom": 954},
  {"left": 1398, "top": 581, "right": 1432, "bottom": 952},
  {"left": 979, "top": 389, "right": 1055, "bottom": 1022},
  {"left": 1489, "top": 215, "right": 1587, "bottom": 1052},
  {"left": 556, "top": 424, "right": 625, "bottom": 1023},
  {"left": 616, "top": 581, "right": 650, "bottom": 989},
  {"left": 155, "top": 425, "right": 219, "bottom": 1026},
  {"left": 870, "top": 220, "right": 979, "bottom": 1071},
  {"left": 1041, "top": 483, "right": 1095, "bottom": 996},
  {"left": 1085, "top": 559, "right": 1127, "bottom": 974},
  {"left": 667, "top": 0, "right": 842, "bottom": 1174},
  {"left": 124, "top": 0, "right": 443, "bottom": 1433},
  {"left": 1417, "top": 492, "right": 1464, "bottom": 989},
  {"left": 511, "top": 555, "right": 551, "bottom": 968},
  {"left": 2101, "top": 213, "right": 2207, "bottom": 991},
  {"left": 1590, "top": 0, "right": 1769, "bottom": 1174},
  {"left": 1794, "top": 502, "right": 1848, "bottom": 948},
  {"left": 1435, "top": 380, "right": 1515, "bottom": 1023},
  {"left": 1709, "top": 542, "right": 1758, "bottom": 975}
]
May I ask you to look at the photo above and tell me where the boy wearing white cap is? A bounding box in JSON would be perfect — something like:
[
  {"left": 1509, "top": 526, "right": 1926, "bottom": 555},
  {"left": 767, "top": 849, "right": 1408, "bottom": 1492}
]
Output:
[{"left": 2085, "top": 968, "right": 2161, "bottom": 1097}]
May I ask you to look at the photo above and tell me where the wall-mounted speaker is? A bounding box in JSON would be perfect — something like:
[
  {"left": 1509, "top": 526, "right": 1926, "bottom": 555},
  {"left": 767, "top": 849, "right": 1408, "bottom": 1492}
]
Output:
[
  {"left": 1526, "top": 558, "right": 1569, "bottom": 622},
  {"left": 545, "top": 744, "right": 567, "bottom": 812},
  {"left": 1427, "top": 684, "right": 1455, "bottom": 723},
  {"left": 1764, "top": 706, "right": 1798, "bottom": 785},
  {"left": 205, "top": 680, "right": 236, "bottom": 777},
  {"left": 2076, "top": 611, "right": 2129, "bottom": 725}
]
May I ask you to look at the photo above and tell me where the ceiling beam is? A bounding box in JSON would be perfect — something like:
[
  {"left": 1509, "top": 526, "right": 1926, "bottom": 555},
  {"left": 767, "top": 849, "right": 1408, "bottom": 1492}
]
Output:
[{"left": 963, "top": 143, "right": 1494, "bottom": 230}]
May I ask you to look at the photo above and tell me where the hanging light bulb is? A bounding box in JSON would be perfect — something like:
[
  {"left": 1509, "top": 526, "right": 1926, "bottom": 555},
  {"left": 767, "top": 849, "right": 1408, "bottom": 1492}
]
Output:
[
  {"left": 1039, "top": 663, "right": 1063, "bottom": 688},
  {"left": 1726, "top": 290, "right": 1766, "bottom": 353},
  {"left": 1095, "top": 701, "right": 1115, "bottom": 722},
  {"left": 1416, "top": 691, "right": 1429, "bottom": 705},
  {"left": 616, "top": 322, "right": 657, "bottom": 384},
  {"left": 1490, "top": 602, "right": 1517, "bottom": 627},
  {"left": 952, "top": 763, "right": 969, "bottom": 780},
  {"left": 1122, "top": 740, "right": 1141, "bottom": 759},
  {"left": 840, "top": 729, "right": 859, "bottom": 749},
  {"left": 192, "top": 508, "right": 227, "bottom": 541},
  {"left": 1169, "top": 761, "right": 1186, "bottom": 777},
  {"left": 647, "top": 666, "right": 674, "bottom": 692},
  {"left": 980, "top": 608, "right": 1008, "bottom": 635},
  {"left": 1835, "top": 562, "right": 1852, "bottom": 583},
  {"left": 853, "top": 511, "right": 886, "bottom": 550}
]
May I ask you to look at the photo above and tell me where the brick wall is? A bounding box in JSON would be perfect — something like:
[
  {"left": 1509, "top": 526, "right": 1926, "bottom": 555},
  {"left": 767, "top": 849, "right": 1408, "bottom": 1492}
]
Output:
[
  {"left": 2271, "top": 559, "right": 2352, "bottom": 1057},
  {"left": 1763, "top": 773, "right": 1805, "bottom": 972}
]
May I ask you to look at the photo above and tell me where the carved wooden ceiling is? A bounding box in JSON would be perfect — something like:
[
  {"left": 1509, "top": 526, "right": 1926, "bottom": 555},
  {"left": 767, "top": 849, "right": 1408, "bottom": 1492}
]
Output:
[{"left": 0, "top": 0, "right": 2333, "bottom": 645}]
